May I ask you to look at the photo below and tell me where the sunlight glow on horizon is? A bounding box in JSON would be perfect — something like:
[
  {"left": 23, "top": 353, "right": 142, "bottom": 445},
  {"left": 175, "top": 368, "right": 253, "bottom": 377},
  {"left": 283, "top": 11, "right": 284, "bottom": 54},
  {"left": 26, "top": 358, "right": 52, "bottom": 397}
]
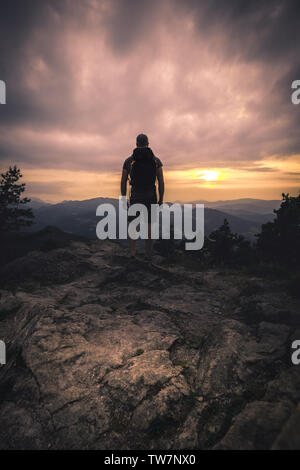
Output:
[
  {"left": 23, "top": 154, "right": 300, "bottom": 203},
  {"left": 196, "top": 170, "right": 221, "bottom": 182}
]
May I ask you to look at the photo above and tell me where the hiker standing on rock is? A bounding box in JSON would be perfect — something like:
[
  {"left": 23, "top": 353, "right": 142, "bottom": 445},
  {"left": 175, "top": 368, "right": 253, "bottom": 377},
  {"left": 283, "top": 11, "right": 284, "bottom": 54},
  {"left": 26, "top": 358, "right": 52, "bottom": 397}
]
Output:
[{"left": 121, "top": 134, "right": 164, "bottom": 260}]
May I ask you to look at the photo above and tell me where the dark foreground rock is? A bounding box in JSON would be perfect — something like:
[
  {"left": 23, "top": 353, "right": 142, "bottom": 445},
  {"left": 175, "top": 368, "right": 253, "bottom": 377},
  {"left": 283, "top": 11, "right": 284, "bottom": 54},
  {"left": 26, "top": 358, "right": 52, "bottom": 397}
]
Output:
[{"left": 0, "top": 240, "right": 299, "bottom": 449}]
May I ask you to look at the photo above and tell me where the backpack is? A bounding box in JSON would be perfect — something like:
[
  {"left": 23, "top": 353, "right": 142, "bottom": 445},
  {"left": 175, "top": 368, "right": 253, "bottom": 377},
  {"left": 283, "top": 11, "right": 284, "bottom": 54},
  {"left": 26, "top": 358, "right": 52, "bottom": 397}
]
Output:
[{"left": 129, "top": 148, "right": 157, "bottom": 192}]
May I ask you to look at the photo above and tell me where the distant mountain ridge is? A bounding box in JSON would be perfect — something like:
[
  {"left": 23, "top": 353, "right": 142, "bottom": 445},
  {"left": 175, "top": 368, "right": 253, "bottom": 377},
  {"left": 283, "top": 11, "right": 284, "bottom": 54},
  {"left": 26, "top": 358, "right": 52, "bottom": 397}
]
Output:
[
  {"left": 28, "top": 197, "right": 53, "bottom": 209},
  {"left": 26, "top": 196, "right": 281, "bottom": 240},
  {"left": 190, "top": 198, "right": 280, "bottom": 226},
  {"left": 192, "top": 198, "right": 281, "bottom": 212}
]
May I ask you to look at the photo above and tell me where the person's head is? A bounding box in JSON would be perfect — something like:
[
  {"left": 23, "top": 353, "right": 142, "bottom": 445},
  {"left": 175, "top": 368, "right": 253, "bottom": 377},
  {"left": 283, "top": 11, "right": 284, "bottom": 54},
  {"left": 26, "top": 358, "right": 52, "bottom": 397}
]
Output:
[{"left": 136, "top": 133, "right": 149, "bottom": 147}]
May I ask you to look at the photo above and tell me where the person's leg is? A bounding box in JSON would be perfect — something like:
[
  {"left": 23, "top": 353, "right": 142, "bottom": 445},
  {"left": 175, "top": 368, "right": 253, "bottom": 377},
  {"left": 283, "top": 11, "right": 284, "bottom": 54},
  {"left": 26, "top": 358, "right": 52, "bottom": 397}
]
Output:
[
  {"left": 145, "top": 198, "right": 158, "bottom": 258},
  {"left": 129, "top": 237, "right": 136, "bottom": 257},
  {"left": 128, "top": 198, "right": 137, "bottom": 258},
  {"left": 145, "top": 223, "right": 152, "bottom": 257}
]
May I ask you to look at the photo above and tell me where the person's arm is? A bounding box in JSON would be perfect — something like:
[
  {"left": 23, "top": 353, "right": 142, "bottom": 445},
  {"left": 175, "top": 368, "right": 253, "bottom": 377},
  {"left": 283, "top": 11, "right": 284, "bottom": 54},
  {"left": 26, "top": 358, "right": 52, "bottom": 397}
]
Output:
[
  {"left": 157, "top": 166, "right": 164, "bottom": 204},
  {"left": 121, "top": 169, "right": 128, "bottom": 196}
]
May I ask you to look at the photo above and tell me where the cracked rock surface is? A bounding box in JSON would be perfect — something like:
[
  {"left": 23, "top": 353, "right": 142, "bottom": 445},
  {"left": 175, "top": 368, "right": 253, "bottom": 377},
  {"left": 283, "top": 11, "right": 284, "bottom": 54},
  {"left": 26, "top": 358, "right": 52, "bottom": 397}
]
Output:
[{"left": 0, "top": 240, "right": 299, "bottom": 449}]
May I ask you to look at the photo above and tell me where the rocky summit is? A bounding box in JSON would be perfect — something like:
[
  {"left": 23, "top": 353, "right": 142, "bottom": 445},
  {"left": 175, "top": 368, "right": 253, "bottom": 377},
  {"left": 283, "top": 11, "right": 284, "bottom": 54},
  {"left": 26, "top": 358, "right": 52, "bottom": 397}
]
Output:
[{"left": 0, "top": 240, "right": 299, "bottom": 450}]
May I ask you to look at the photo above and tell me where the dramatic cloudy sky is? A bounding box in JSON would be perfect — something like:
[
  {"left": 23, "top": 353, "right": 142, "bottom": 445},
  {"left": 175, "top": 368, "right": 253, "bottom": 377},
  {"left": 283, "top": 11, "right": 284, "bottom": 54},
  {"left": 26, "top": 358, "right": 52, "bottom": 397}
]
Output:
[{"left": 0, "top": 0, "right": 300, "bottom": 202}]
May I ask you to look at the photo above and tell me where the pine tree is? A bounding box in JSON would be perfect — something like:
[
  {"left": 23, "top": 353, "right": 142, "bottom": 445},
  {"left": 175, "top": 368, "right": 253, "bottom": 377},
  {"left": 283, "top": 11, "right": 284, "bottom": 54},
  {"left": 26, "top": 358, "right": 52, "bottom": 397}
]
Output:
[
  {"left": 256, "top": 192, "right": 300, "bottom": 265},
  {"left": 0, "top": 166, "right": 34, "bottom": 234},
  {"left": 206, "top": 218, "right": 237, "bottom": 264},
  {"left": 205, "top": 218, "right": 252, "bottom": 266}
]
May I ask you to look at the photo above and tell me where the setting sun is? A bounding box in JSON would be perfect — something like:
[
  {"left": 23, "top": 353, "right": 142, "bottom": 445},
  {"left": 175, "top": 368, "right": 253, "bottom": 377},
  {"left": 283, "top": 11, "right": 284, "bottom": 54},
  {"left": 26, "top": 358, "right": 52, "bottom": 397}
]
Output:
[{"left": 197, "top": 170, "right": 220, "bottom": 182}]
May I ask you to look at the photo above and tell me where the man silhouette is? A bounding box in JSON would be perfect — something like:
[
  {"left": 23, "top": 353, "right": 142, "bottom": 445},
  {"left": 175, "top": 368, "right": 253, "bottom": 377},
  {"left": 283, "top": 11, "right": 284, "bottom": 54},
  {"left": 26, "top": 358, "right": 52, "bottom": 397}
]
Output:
[{"left": 121, "top": 134, "right": 164, "bottom": 259}]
